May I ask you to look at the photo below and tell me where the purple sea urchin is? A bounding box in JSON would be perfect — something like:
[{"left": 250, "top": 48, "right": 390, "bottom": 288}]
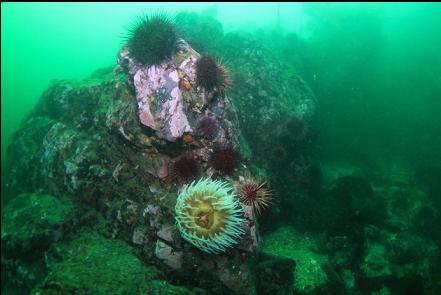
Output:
[
  {"left": 127, "top": 12, "right": 178, "bottom": 66},
  {"left": 175, "top": 178, "right": 245, "bottom": 253},
  {"left": 210, "top": 146, "right": 237, "bottom": 176},
  {"left": 197, "top": 114, "right": 220, "bottom": 140},
  {"left": 196, "top": 55, "right": 231, "bottom": 93}
]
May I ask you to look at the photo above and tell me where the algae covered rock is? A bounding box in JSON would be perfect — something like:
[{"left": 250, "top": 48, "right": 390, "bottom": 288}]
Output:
[
  {"left": 174, "top": 11, "right": 316, "bottom": 169},
  {"left": 361, "top": 243, "right": 391, "bottom": 279},
  {"left": 1, "top": 193, "right": 76, "bottom": 294},
  {"left": 32, "top": 230, "right": 192, "bottom": 295},
  {"left": 1, "top": 33, "right": 256, "bottom": 294},
  {"left": 261, "top": 226, "right": 329, "bottom": 294},
  {"left": 1, "top": 11, "right": 318, "bottom": 295},
  {"left": 358, "top": 227, "right": 439, "bottom": 293},
  {"left": 322, "top": 163, "right": 441, "bottom": 294},
  {"left": 1, "top": 192, "right": 76, "bottom": 256},
  {"left": 0, "top": 117, "right": 55, "bottom": 204}
]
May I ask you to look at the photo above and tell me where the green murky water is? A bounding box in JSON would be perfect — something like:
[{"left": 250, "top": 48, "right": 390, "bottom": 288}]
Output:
[{"left": 2, "top": 3, "right": 441, "bottom": 294}]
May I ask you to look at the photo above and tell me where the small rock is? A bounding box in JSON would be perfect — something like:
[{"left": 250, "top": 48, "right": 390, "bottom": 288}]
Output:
[
  {"left": 155, "top": 240, "right": 183, "bottom": 270},
  {"left": 132, "top": 227, "right": 148, "bottom": 245},
  {"left": 157, "top": 224, "right": 177, "bottom": 244}
]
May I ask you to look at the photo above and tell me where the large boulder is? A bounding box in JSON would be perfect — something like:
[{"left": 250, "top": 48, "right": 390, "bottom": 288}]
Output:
[
  {"left": 1, "top": 12, "right": 317, "bottom": 295},
  {"left": 1, "top": 36, "right": 258, "bottom": 294}
]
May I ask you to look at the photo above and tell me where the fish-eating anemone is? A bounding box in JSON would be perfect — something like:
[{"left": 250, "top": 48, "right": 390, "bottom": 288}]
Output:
[{"left": 175, "top": 178, "right": 245, "bottom": 254}]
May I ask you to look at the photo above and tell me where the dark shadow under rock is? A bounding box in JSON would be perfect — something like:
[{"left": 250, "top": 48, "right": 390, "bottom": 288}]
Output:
[{"left": 255, "top": 253, "right": 296, "bottom": 295}]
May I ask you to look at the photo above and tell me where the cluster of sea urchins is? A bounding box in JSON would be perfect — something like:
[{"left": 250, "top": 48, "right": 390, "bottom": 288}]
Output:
[
  {"left": 127, "top": 12, "right": 178, "bottom": 66},
  {"left": 196, "top": 55, "right": 231, "bottom": 94},
  {"left": 175, "top": 178, "right": 245, "bottom": 254},
  {"left": 235, "top": 176, "right": 273, "bottom": 215}
]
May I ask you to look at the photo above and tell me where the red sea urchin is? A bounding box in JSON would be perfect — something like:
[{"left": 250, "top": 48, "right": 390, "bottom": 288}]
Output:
[
  {"left": 196, "top": 55, "right": 231, "bottom": 94},
  {"left": 173, "top": 153, "right": 199, "bottom": 181},
  {"left": 197, "top": 114, "right": 220, "bottom": 140},
  {"left": 236, "top": 176, "right": 272, "bottom": 214},
  {"left": 210, "top": 146, "right": 237, "bottom": 176}
]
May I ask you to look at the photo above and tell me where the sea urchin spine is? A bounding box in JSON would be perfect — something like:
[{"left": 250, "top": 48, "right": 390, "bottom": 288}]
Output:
[
  {"left": 127, "top": 12, "right": 178, "bottom": 66},
  {"left": 175, "top": 178, "right": 245, "bottom": 254}
]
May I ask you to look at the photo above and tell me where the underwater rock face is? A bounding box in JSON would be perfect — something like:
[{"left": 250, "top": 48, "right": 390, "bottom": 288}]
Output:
[
  {"left": 211, "top": 30, "right": 317, "bottom": 169},
  {"left": 0, "top": 13, "right": 318, "bottom": 293},
  {"left": 4, "top": 12, "right": 439, "bottom": 295},
  {"left": 118, "top": 39, "right": 233, "bottom": 143},
  {"left": 359, "top": 227, "right": 439, "bottom": 289}
]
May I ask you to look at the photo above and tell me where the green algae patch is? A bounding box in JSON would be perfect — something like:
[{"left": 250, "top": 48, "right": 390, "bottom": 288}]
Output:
[
  {"left": 33, "top": 230, "right": 192, "bottom": 295},
  {"left": 1, "top": 193, "right": 75, "bottom": 256},
  {"left": 261, "top": 226, "right": 329, "bottom": 293}
]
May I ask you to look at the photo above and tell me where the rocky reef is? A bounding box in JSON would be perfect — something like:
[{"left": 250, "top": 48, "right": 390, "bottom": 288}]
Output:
[{"left": 1, "top": 12, "right": 315, "bottom": 295}]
